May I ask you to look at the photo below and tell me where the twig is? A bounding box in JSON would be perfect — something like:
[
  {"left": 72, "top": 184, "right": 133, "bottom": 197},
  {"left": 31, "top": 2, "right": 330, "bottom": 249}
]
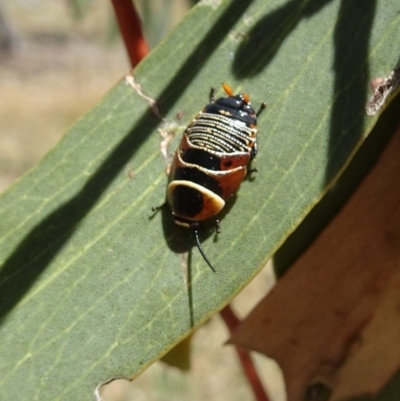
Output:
[
  {"left": 110, "top": 0, "right": 150, "bottom": 68},
  {"left": 220, "top": 305, "right": 271, "bottom": 401}
]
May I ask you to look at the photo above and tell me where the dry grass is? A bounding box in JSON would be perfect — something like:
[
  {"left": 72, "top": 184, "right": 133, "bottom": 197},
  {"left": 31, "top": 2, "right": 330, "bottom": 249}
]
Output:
[{"left": 0, "top": 0, "right": 127, "bottom": 192}]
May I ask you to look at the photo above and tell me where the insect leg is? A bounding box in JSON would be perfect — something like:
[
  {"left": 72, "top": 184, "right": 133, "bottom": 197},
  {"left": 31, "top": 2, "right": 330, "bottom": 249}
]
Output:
[{"left": 209, "top": 87, "right": 216, "bottom": 103}]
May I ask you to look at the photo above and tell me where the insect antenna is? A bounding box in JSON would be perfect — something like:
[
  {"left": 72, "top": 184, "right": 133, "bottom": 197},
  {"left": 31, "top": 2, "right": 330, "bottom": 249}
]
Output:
[
  {"left": 257, "top": 102, "right": 267, "bottom": 117},
  {"left": 193, "top": 228, "right": 216, "bottom": 273}
]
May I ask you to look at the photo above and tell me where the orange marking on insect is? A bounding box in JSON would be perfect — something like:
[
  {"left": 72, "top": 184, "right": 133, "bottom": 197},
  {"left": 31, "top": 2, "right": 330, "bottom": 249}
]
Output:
[{"left": 222, "top": 83, "right": 234, "bottom": 97}]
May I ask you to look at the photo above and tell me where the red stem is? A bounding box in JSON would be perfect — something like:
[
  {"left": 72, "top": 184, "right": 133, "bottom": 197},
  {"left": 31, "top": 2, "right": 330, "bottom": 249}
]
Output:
[
  {"left": 110, "top": 0, "right": 150, "bottom": 68},
  {"left": 220, "top": 305, "right": 271, "bottom": 401}
]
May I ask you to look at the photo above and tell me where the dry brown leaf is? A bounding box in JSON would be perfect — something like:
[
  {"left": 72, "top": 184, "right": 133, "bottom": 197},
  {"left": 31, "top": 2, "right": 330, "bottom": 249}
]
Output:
[
  {"left": 160, "top": 333, "right": 193, "bottom": 371},
  {"left": 230, "top": 124, "right": 400, "bottom": 401}
]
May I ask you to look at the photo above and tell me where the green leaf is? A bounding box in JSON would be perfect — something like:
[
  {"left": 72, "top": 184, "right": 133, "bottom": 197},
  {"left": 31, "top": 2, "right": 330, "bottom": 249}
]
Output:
[{"left": 0, "top": 0, "right": 399, "bottom": 399}]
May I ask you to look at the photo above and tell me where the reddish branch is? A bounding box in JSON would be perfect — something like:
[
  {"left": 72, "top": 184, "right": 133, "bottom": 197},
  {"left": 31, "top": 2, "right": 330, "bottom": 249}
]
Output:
[
  {"left": 110, "top": 0, "right": 149, "bottom": 68},
  {"left": 220, "top": 305, "right": 271, "bottom": 401}
]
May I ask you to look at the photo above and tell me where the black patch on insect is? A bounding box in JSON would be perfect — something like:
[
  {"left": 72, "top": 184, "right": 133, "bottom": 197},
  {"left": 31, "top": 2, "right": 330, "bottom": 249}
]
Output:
[
  {"left": 181, "top": 148, "right": 221, "bottom": 171},
  {"left": 174, "top": 167, "right": 222, "bottom": 197},
  {"left": 172, "top": 186, "right": 203, "bottom": 217},
  {"left": 205, "top": 95, "right": 257, "bottom": 125}
]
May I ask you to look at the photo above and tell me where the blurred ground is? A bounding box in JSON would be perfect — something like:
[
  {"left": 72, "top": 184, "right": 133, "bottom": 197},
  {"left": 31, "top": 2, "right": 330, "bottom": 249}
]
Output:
[
  {"left": 0, "top": 1, "right": 284, "bottom": 400},
  {"left": 0, "top": 0, "right": 128, "bottom": 192}
]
